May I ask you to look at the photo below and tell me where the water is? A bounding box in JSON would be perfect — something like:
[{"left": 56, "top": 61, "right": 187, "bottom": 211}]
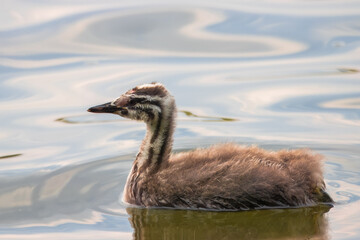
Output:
[{"left": 1, "top": 0, "right": 360, "bottom": 239}]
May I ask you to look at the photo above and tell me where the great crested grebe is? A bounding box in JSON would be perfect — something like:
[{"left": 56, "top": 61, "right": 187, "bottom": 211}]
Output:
[{"left": 88, "top": 82, "right": 333, "bottom": 210}]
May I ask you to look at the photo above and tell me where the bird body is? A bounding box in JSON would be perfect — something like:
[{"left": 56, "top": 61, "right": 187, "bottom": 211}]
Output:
[{"left": 88, "top": 83, "right": 333, "bottom": 210}]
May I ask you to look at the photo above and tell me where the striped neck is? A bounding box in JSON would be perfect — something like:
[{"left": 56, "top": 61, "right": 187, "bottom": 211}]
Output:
[{"left": 135, "top": 96, "right": 176, "bottom": 173}]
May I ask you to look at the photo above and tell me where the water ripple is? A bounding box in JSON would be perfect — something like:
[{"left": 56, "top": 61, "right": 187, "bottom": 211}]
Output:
[
  {"left": 0, "top": 1, "right": 360, "bottom": 239},
  {"left": 0, "top": 7, "right": 310, "bottom": 58},
  {"left": 76, "top": 8, "right": 307, "bottom": 57}
]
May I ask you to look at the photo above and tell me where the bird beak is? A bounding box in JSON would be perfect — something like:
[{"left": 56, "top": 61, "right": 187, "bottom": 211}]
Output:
[{"left": 87, "top": 102, "right": 122, "bottom": 113}]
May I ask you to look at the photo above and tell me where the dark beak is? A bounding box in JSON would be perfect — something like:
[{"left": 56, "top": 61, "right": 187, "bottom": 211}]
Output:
[{"left": 87, "top": 102, "right": 121, "bottom": 113}]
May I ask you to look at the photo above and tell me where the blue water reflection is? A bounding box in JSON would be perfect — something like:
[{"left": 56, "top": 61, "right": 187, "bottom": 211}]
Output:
[{"left": 1, "top": 0, "right": 360, "bottom": 239}]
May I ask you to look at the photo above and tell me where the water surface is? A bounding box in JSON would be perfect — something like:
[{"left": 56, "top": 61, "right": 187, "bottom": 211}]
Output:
[{"left": 1, "top": 0, "right": 360, "bottom": 239}]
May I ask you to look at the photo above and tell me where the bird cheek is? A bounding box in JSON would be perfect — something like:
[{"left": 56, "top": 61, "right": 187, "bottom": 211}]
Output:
[{"left": 125, "top": 109, "right": 142, "bottom": 121}]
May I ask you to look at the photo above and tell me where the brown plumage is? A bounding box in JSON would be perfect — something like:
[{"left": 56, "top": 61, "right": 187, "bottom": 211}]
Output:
[{"left": 88, "top": 82, "right": 333, "bottom": 210}]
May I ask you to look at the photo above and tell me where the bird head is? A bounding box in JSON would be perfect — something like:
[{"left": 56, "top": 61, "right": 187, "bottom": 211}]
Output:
[{"left": 88, "top": 82, "right": 174, "bottom": 123}]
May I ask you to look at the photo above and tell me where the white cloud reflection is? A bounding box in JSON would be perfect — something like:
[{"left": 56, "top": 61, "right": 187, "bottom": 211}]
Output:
[
  {"left": 1, "top": 231, "right": 131, "bottom": 240},
  {"left": 1, "top": 7, "right": 307, "bottom": 57},
  {"left": 0, "top": 1, "right": 360, "bottom": 239}
]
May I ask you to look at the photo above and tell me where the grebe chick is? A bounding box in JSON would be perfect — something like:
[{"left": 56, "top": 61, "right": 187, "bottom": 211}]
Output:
[{"left": 88, "top": 82, "right": 333, "bottom": 210}]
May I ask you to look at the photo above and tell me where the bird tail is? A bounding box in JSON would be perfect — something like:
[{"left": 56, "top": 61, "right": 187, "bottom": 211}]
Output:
[{"left": 314, "top": 188, "right": 334, "bottom": 204}]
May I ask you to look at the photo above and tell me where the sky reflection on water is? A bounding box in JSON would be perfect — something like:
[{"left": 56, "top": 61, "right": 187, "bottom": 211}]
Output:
[{"left": 1, "top": 0, "right": 360, "bottom": 239}]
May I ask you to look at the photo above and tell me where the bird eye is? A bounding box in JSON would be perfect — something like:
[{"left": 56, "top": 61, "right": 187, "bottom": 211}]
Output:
[
  {"left": 120, "top": 109, "right": 129, "bottom": 115},
  {"left": 128, "top": 98, "right": 136, "bottom": 106}
]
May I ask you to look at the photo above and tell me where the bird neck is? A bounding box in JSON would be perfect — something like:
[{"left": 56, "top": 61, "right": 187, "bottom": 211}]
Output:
[{"left": 136, "top": 97, "right": 176, "bottom": 173}]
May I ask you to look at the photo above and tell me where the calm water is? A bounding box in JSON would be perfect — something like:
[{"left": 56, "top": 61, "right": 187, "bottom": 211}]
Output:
[{"left": 1, "top": 1, "right": 360, "bottom": 239}]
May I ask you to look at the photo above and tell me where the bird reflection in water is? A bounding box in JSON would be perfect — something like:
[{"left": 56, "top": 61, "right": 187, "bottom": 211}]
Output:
[{"left": 126, "top": 205, "right": 331, "bottom": 240}]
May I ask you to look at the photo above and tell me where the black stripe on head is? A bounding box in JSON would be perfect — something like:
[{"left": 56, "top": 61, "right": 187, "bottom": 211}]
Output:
[{"left": 128, "top": 97, "right": 161, "bottom": 107}]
